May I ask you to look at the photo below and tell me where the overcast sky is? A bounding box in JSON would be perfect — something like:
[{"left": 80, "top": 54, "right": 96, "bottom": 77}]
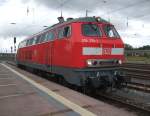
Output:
[{"left": 0, "top": 0, "right": 150, "bottom": 53}]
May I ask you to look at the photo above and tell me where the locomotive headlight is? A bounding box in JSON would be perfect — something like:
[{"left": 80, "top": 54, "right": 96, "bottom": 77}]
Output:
[
  {"left": 87, "top": 60, "right": 93, "bottom": 66},
  {"left": 118, "top": 60, "right": 122, "bottom": 65},
  {"left": 86, "top": 59, "right": 99, "bottom": 67}
]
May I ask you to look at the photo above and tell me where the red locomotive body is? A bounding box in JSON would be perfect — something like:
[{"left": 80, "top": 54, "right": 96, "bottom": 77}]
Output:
[{"left": 16, "top": 17, "right": 125, "bottom": 88}]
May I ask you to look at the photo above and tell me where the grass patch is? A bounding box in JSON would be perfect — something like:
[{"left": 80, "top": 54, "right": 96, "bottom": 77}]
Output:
[{"left": 126, "top": 56, "right": 150, "bottom": 63}]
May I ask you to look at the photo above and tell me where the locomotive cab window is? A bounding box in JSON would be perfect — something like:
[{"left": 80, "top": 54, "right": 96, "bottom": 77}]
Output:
[
  {"left": 82, "top": 24, "right": 101, "bottom": 36},
  {"left": 103, "top": 25, "right": 120, "bottom": 38}
]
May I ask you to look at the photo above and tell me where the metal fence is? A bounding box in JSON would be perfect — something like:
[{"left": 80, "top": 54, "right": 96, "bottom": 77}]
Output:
[
  {"left": 125, "top": 50, "right": 150, "bottom": 57},
  {"left": 0, "top": 53, "right": 15, "bottom": 61}
]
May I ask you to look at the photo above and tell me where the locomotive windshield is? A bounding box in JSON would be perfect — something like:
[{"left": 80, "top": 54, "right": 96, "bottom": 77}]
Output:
[
  {"left": 103, "top": 25, "right": 120, "bottom": 38},
  {"left": 82, "top": 24, "right": 101, "bottom": 36}
]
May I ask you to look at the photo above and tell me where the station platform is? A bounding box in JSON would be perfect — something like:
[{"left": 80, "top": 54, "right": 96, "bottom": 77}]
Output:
[{"left": 0, "top": 62, "right": 136, "bottom": 116}]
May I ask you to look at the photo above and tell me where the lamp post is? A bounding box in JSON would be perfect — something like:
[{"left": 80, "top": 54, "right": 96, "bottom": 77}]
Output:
[{"left": 14, "top": 37, "right": 16, "bottom": 52}]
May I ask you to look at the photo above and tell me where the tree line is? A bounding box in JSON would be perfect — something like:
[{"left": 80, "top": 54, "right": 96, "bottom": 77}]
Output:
[{"left": 125, "top": 44, "right": 150, "bottom": 50}]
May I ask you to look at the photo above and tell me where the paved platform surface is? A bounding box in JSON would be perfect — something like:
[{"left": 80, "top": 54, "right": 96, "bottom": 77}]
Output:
[{"left": 0, "top": 62, "right": 137, "bottom": 116}]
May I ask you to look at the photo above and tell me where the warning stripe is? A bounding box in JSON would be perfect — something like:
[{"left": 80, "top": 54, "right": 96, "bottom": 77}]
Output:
[{"left": 82, "top": 47, "right": 124, "bottom": 55}]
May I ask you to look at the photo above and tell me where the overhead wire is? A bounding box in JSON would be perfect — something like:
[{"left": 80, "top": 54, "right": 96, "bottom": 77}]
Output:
[{"left": 100, "top": 0, "right": 149, "bottom": 16}]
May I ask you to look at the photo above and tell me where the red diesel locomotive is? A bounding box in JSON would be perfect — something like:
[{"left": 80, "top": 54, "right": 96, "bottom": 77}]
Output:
[{"left": 16, "top": 17, "right": 125, "bottom": 89}]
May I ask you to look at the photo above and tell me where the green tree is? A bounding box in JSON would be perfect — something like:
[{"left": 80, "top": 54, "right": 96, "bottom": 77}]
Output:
[
  {"left": 125, "top": 43, "right": 133, "bottom": 50},
  {"left": 138, "top": 45, "right": 150, "bottom": 50}
]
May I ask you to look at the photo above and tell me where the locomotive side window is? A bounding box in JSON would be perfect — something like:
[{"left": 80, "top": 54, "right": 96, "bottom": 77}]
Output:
[
  {"left": 19, "top": 42, "right": 22, "bottom": 48},
  {"left": 40, "top": 34, "right": 46, "bottom": 43},
  {"left": 46, "top": 31, "right": 55, "bottom": 41},
  {"left": 29, "top": 39, "right": 32, "bottom": 45},
  {"left": 19, "top": 42, "right": 23, "bottom": 48},
  {"left": 58, "top": 25, "right": 71, "bottom": 39},
  {"left": 18, "top": 43, "right": 21, "bottom": 48},
  {"left": 63, "top": 26, "right": 71, "bottom": 37},
  {"left": 22, "top": 40, "right": 27, "bottom": 47},
  {"left": 103, "top": 25, "right": 120, "bottom": 38},
  {"left": 26, "top": 40, "right": 30, "bottom": 46},
  {"left": 35, "top": 35, "right": 42, "bottom": 44},
  {"left": 82, "top": 24, "right": 101, "bottom": 36},
  {"left": 58, "top": 29, "right": 63, "bottom": 39},
  {"left": 28, "top": 38, "right": 34, "bottom": 46},
  {"left": 32, "top": 37, "right": 37, "bottom": 45}
]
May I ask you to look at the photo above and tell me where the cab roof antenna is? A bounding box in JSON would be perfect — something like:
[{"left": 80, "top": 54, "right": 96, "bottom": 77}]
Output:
[
  {"left": 61, "top": 10, "right": 63, "bottom": 17},
  {"left": 58, "top": 10, "right": 64, "bottom": 23},
  {"left": 86, "top": 10, "right": 88, "bottom": 17}
]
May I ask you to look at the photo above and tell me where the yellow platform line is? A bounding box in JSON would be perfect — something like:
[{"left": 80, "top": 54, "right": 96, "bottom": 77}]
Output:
[{"left": 1, "top": 63, "right": 96, "bottom": 116}]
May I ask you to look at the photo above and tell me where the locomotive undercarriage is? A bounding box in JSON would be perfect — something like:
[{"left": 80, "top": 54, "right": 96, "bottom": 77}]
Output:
[
  {"left": 17, "top": 61, "right": 127, "bottom": 90},
  {"left": 75, "top": 67, "right": 126, "bottom": 90}
]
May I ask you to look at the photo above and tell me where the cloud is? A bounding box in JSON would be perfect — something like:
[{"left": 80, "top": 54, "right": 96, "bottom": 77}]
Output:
[
  {"left": 29, "top": 0, "right": 150, "bottom": 22},
  {"left": 0, "top": 0, "right": 150, "bottom": 49},
  {"left": 26, "top": 0, "right": 150, "bottom": 30},
  {"left": 0, "top": 24, "right": 42, "bottom": 38},
  {"left": 0, "top": 0, "right": 60, "bottom": 39},
  {"left": 33, "top": 0, "right": 98, "bottom": 11},
  {"left": 0, "top": 0, "right": 7, "bottom": 6}
]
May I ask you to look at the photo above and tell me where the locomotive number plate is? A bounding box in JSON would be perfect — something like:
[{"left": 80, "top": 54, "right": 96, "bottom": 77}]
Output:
[{"left": 102, "top": 48, "right": 111, "bottom": 55}]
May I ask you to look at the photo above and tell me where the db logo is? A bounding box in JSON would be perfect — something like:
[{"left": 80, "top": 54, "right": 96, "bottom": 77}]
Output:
[{"left": 103, "top": 48, "right": 111, "bottom": 55}]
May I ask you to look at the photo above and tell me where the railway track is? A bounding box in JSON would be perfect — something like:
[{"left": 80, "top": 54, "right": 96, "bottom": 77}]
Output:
[
  {"left": 96, "top": 89, "right": 150, "bottom": 113},
  {"left": 96, "top": 63, "right": 150, "bottom": 113},
  {"left": 94, "top": 79, "right": 150, "bottom": 113},
  {"left": 69, "top": 79, "right": 150, "bottom": 113},
  {"left": 126, "top": 82, "right": 150, "bottom": 93},
  {"left": 77, "top": 63, "right": 150, "bottom": 113},
  {"left": 122, "top": 63, "right": 150, "bottom": 70},
  {"left": 121, "top": 63, "right": 150, "bottom": 88}
]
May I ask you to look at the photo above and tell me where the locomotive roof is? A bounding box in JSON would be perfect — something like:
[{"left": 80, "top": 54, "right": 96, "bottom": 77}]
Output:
[
  {"left": 67, "top": 17, "right": 109, "bottom": 23},
  {"left": 24, "top": 17, "right": 110, "bottom": 40},
  {"left": 44, "top": 17, "right": 110, "bottom": 31}
]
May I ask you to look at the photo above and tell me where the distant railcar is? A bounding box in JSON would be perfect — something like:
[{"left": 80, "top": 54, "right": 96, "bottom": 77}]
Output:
[{"left": 16, "top": 17, "right": 125, "bottom": 88}]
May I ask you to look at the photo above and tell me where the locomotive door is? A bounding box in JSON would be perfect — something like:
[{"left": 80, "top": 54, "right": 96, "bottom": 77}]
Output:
[
  {"left": 45, "top": 41, "right": 54, "bottom": 72},
  {"left": 45, "top": 30, "right": 56, "bottom": 72}
]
